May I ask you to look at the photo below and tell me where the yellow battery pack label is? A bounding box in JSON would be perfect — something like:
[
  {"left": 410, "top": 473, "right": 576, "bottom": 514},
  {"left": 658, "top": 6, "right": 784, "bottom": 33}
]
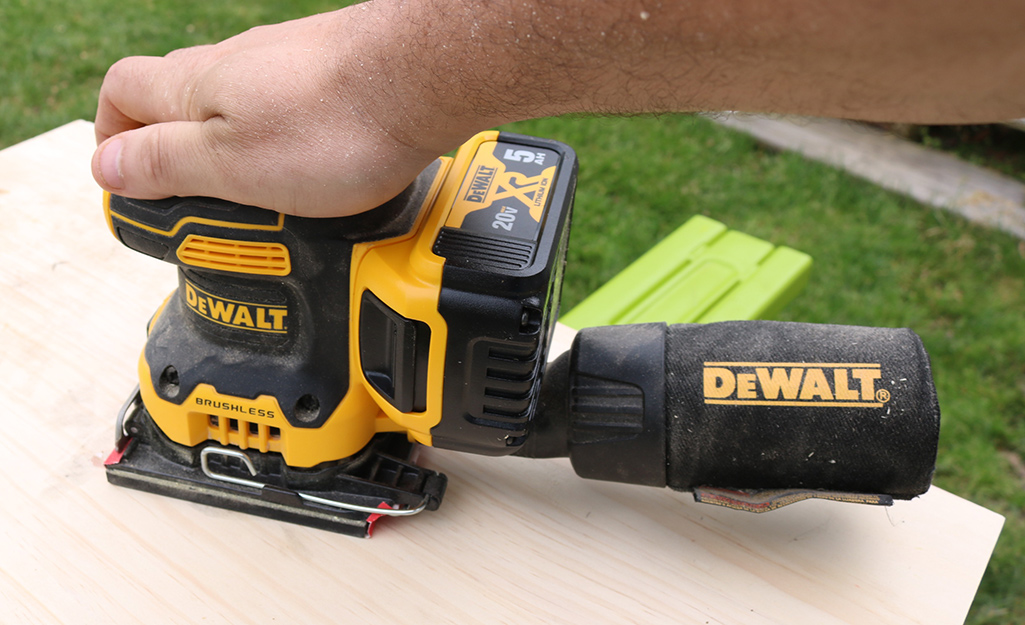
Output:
[{"left": 446, "top": 140, "right": 560, "bottom": 243}]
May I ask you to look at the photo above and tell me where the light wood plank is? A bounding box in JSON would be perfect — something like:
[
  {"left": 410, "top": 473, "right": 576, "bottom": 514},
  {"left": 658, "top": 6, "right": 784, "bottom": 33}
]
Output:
[{"left": 0, "top": 121, "right": 1004, "bottom": 625}]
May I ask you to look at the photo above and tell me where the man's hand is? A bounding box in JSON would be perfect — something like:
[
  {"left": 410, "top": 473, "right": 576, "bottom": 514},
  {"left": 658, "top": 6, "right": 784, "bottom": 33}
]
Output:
[{"left": 92, "top": 4, "right": 470, "bottom": 217}]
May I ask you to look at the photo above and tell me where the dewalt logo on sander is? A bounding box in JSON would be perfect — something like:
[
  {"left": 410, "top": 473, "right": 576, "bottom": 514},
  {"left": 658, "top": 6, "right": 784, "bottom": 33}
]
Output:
[
  {"left": 703, "top": 362, "right": 892, "bottom": 408},
  {"left": 183, "top": 279, "right": 288, "bottom": 334}
]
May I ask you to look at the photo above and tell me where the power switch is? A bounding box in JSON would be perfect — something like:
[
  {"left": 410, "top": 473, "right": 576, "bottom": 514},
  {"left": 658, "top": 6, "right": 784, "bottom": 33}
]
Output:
[{"left": 359, "top": 291, "right": 431, "bottom": 413}]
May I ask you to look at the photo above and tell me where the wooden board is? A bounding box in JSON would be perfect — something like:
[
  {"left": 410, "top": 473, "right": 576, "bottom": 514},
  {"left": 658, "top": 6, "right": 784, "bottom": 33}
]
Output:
[{"left": 0, "top": 121, "right": 1004, "bottom": 625}]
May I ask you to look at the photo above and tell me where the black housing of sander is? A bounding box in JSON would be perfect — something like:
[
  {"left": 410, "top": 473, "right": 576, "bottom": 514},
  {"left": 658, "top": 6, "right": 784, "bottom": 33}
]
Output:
[{"left": 104, "top": 131, "right": 940, "bottom": 535}]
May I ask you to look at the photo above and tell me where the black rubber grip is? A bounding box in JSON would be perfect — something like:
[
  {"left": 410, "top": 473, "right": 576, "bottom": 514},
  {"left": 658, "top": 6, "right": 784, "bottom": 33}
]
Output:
[{"left": 521, "top": 321, "right": 940, "bottom": 499}]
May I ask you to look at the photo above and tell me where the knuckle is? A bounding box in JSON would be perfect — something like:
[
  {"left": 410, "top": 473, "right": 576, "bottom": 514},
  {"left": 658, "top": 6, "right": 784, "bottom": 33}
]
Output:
[
  {"left": 101, "top": 55, "right": 153, "bottom": 93},
  {"left": 162, "top": 47, "right": 191, "bottom": 61},
  {"left": 136, "top": 125, "right": 180, "bottom": 191},
  {"left": 98, "top": 58, "right": 133, "bottom": 102},
  {"left": 103, "top": 56, "right": 134, "bottom": 82}
]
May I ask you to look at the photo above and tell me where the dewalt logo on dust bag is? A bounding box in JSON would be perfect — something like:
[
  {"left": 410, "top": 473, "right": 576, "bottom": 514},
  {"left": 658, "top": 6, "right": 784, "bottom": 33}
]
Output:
[{"left": 703, "top": 362, "right": 892, "bottom": 408}]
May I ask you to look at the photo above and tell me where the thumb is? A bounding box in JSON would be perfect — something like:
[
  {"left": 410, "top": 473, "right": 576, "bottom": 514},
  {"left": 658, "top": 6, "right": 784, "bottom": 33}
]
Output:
[{"left": 92, "top": 121, "right": 228, "bottom": 200}]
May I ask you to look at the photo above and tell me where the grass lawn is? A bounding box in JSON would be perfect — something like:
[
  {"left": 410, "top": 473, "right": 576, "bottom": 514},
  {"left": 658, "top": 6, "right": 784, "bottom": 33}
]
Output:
[{"left": 3, "top": 1, "right": 1024, "bottom": 622}]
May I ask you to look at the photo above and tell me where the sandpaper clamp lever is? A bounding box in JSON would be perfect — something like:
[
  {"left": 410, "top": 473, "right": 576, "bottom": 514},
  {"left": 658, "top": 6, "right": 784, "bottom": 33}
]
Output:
[{"left": 198, "top": 446, "right": 429, "bottom": 517}]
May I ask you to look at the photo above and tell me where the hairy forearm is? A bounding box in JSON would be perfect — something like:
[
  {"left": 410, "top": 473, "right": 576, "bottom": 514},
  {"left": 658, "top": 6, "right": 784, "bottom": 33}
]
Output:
[
  {"left": 361, "top": 0, "right": 1025, "bottom": 151},
  {"left": 91, "top": 0, "right": 1025, "bottom": 215}
]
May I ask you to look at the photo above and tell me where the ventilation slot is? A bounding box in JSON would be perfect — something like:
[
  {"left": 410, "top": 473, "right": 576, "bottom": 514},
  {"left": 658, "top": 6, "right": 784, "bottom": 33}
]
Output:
[
  {"left": 177, "top": 234, "right": 291, "bottom": 276},
  {"left": 478, "top": 343, "right": 542, "bottom": 426},
  {"left": 206, "top": 414, "right": 282, "bottom": 454},
  {"left": 433, "top": 228, "right": 536, "bottom": 270}
]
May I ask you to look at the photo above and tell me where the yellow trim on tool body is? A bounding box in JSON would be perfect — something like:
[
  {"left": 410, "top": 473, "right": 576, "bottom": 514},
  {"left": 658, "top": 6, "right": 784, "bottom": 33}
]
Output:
[
  {"left": 138, "top": 354, "right": 388, "bottom": 466},
  {"left": 351, "top": 131, "right": 501, "bottom": 447},
  {"left": 351, "top": 157, "right": 456, "bottom": 446},
  {"left": 104, "top": 191, "right": 286, "bottom": 239}
]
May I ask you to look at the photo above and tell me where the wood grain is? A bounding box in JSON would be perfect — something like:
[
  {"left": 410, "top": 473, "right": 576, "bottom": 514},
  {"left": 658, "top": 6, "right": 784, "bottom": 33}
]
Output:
[{"left": 0, "top": 121, "right": 1004, "bottom": 625}]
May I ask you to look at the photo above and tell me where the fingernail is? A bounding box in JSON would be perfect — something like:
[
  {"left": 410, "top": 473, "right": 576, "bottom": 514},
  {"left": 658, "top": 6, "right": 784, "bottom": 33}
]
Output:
[{"left": 100, "top": 138, "right": 124, "bottom": 189}]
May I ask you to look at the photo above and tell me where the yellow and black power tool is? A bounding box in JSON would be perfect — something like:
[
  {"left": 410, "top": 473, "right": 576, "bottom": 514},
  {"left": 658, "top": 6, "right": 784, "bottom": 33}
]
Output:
[{"left": 105, "top": 131, "right": 942, "bottom": 537}]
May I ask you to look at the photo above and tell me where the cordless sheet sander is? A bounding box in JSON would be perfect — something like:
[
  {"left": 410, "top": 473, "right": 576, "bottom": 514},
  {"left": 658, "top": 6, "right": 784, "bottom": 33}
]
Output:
[{"left": 104, "top": 131, "right": 941, "bottom": 537}]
